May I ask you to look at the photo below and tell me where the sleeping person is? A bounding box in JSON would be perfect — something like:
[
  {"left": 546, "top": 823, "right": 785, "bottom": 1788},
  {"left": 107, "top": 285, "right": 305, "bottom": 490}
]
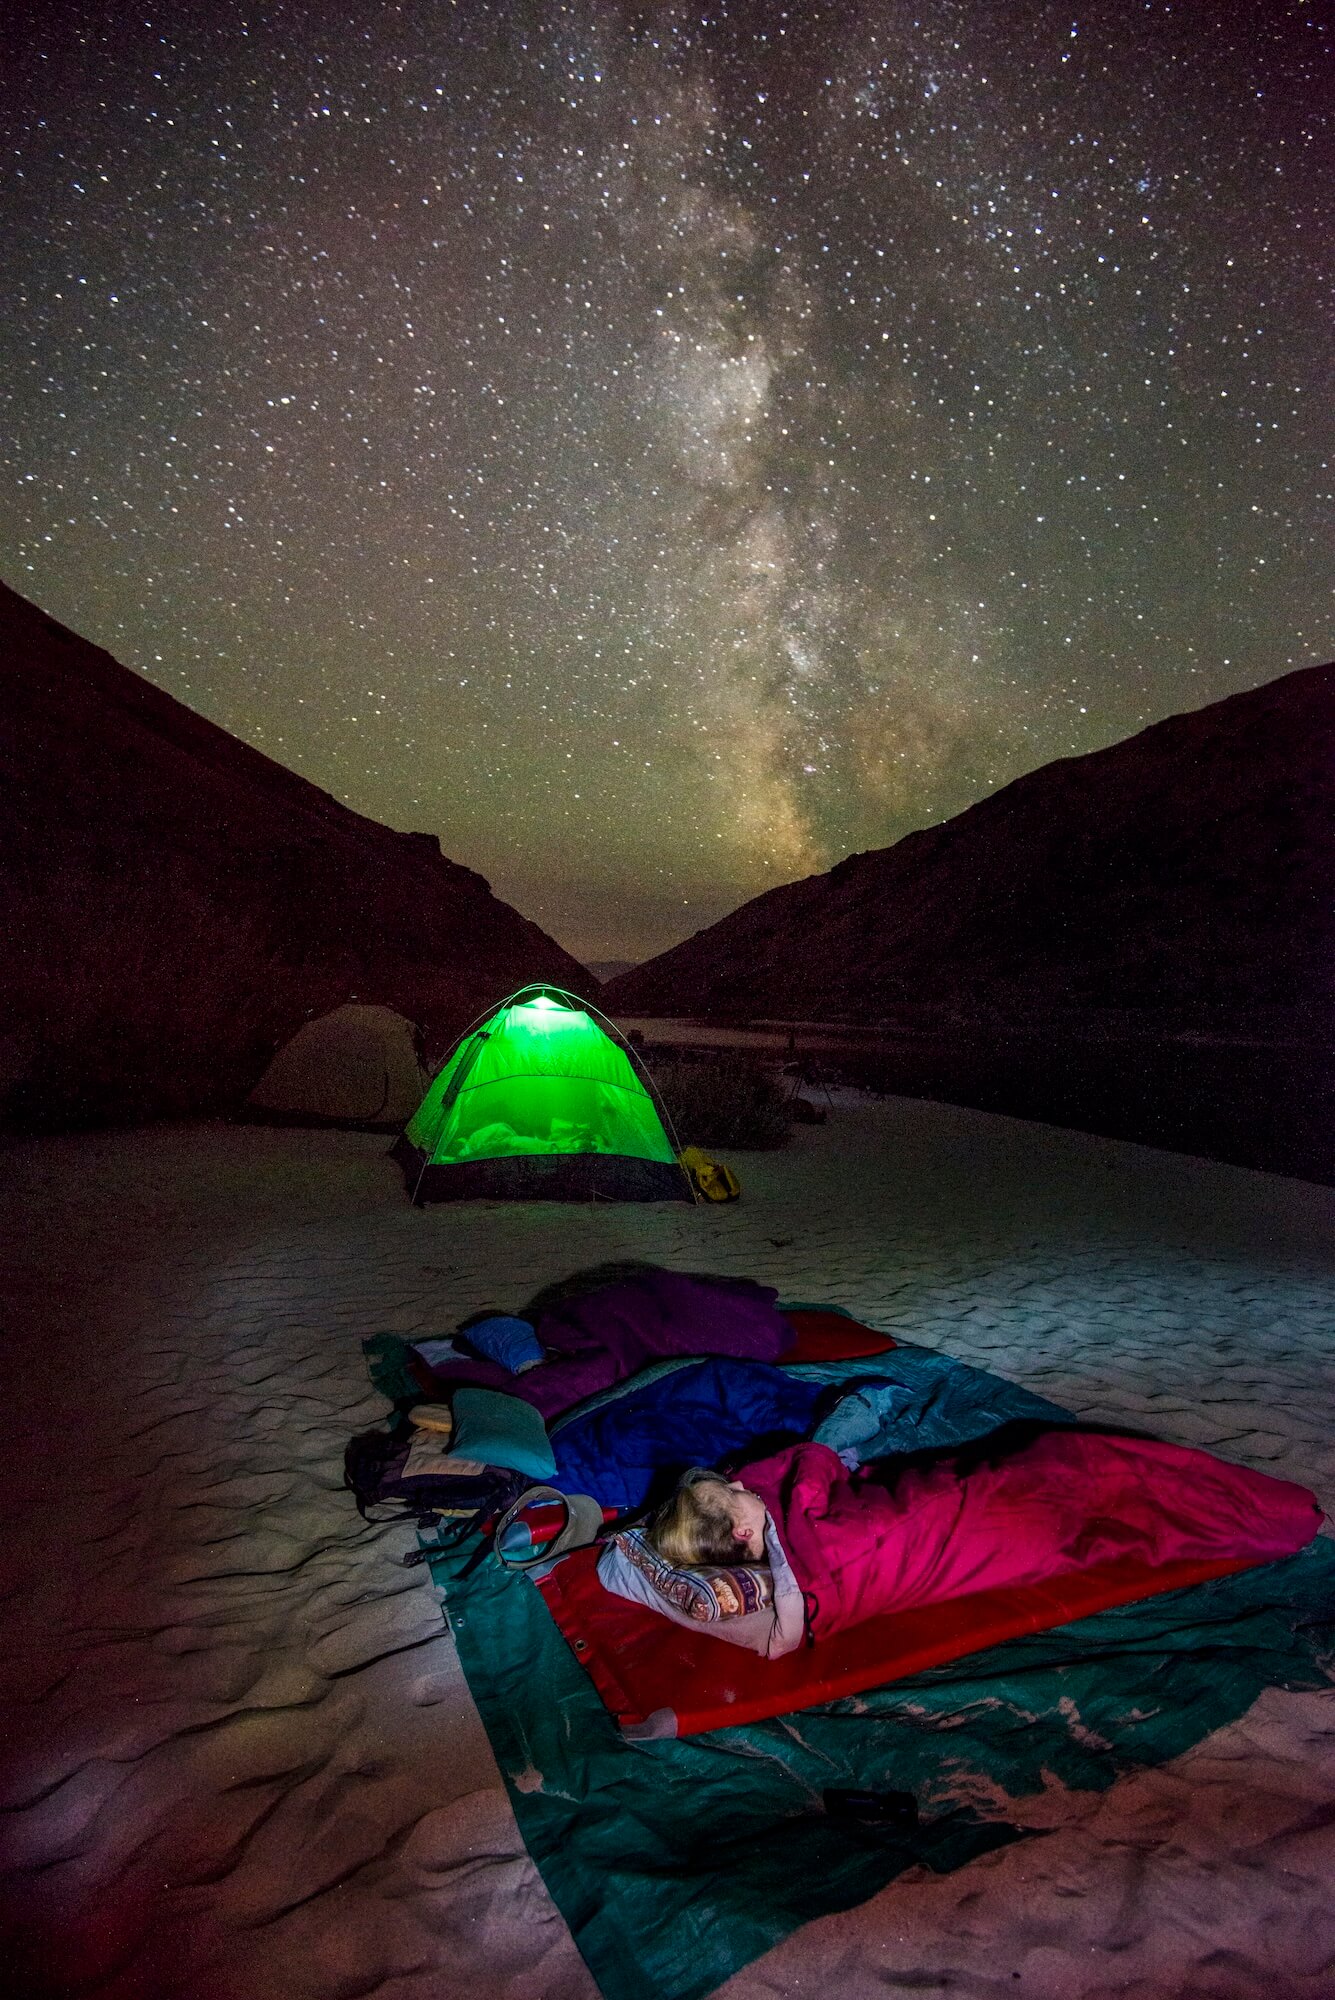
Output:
[
  {"left": 597, "top": 1429, "right": 1322, "bottom": 1660},
  {"left": 597, "top": 1466, "right": 807, "bottom": 1658}
]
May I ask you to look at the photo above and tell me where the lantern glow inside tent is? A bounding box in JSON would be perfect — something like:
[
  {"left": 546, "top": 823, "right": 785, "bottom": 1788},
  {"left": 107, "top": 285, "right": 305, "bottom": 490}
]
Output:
[{"left": 390, "top": 986, "right": 693, "bottom": 1203}]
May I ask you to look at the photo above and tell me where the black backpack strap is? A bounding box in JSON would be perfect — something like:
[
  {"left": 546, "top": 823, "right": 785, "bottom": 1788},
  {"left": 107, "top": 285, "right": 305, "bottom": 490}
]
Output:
[
  {"left": 344, "top": 1428, "right": 406, "bottom": 1520},
  {"left": 403, "top": 1471, "right": 531, "bottom": 1576},
  {"left": 401, "top": 1507, "right": 491, "bottom": 1566}
]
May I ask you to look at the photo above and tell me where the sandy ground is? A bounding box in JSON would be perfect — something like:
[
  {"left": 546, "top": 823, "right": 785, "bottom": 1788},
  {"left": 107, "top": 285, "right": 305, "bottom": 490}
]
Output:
[{"left": 1, "top": 1092, "right": 1332, "bottom": 2000}]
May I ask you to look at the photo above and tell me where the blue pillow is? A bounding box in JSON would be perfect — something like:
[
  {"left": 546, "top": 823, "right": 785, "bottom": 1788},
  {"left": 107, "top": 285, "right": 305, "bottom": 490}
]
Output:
[
  {"left": 450, "top": 1387, "right": 556, "bottom": 1480},
  {"left": 459, "top": 1314, "right": 545, "bottom": 1374}
]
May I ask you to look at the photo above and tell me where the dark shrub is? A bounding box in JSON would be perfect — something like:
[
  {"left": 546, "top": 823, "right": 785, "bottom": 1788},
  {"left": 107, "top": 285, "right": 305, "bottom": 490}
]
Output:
[{"left": 647, "top": 1055, "right": 792, "bottom": 1150}]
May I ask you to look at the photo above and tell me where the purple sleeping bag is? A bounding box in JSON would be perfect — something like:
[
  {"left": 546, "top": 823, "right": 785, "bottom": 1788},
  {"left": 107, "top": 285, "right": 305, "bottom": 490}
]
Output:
[{"left": 420, "top": 1270, "right": 795, "bottom": 1422}]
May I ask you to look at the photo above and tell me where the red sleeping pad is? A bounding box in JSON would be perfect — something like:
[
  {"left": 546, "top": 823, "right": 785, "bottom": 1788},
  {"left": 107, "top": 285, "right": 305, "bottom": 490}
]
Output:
[
  {"left": 535, "top": 1542, "right": 1254, "bottom": 1739},
  {"left": 531, "top": 1308, "right": 1256, "bottom": 1737},
  {"left": 780, "top": 1307, "right": 898, "bottom": 1363},
  {"left": 523, "top": 1307, "right": 1265, "bottom": 1736}
]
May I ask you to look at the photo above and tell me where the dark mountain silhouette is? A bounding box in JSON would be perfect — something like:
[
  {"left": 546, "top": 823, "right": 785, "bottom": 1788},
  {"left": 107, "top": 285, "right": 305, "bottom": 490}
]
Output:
[
  {"left": 0, "top": 581, "right": 591, "bottom": 1130},
  {"left": 605, "top": 666, "right": 1334, "bottom": 1181}
]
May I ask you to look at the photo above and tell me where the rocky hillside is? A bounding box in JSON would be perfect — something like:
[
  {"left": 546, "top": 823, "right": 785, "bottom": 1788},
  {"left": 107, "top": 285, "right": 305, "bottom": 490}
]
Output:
[
  {"left": 605, "top": 665, "right": 1334, "bottom": 1179},
  {"left": 0, "top": 582, "right": 590, "bottom": 1129}
]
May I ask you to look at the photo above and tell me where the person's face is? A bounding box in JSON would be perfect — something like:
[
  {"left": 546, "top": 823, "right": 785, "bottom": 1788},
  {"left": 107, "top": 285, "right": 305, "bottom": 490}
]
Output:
[{"left": 722, "top": 1481, "right": 768, "bottom": 1552}]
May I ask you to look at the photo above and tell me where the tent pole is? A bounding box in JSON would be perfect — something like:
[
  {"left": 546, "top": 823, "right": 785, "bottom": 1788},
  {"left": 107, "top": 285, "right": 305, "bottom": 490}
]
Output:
[
  {"left": 396, "top": 987, "right": 514, "bottom": 1204},
  {"left": 410, "top": 1027, "right": 491, "bottom": 1206}
]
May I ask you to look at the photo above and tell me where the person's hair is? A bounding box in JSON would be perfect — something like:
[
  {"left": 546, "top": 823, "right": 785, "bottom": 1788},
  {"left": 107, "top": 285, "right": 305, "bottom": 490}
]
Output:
[{"left": 647, "top": 1468, "right": 743, "bottom": 1567}]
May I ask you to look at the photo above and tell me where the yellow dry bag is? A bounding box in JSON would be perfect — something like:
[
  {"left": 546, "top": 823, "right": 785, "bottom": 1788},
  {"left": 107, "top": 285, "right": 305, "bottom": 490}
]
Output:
[{"left": 677, "top": 1145, "right": 741, "bottom": 1202}]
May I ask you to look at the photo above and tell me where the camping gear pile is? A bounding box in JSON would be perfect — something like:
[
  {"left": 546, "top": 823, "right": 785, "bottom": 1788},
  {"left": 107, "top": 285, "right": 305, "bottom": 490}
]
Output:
[
  {"left": 346, "top": 1269, "right": 807, "bottom": 1537},
  {"left": 344, "top": 1270, "right": 1335, "bottom": 2000}
]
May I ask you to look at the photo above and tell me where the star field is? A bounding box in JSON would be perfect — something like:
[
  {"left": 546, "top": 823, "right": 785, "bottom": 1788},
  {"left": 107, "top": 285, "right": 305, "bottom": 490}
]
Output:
[{"left": 2, "top": 1, "right": 1330, "bottom": 960}]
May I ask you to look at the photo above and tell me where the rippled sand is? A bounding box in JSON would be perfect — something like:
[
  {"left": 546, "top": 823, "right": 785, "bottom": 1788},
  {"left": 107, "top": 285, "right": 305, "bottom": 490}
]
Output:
[{"left": 2, "top": 1095, "right": 1331, "bottom": 1998}]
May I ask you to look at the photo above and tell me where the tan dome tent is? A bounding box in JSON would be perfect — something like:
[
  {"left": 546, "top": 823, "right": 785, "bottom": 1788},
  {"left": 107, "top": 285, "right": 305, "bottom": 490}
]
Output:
[{"left": 246, "top": 1004, "right": 427, "bottom": 1130}]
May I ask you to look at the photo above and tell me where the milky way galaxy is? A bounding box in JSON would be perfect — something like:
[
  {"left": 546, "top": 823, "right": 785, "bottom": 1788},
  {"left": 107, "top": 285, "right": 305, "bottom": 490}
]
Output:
[{"left": 3, "top": 2, "right": 1330, "bottom": 959}]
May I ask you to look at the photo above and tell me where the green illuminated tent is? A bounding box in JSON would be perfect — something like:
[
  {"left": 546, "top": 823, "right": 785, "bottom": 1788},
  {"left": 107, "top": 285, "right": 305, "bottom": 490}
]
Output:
[{"left": 390, "top": 985, "right": 694, "bottom": 1203}]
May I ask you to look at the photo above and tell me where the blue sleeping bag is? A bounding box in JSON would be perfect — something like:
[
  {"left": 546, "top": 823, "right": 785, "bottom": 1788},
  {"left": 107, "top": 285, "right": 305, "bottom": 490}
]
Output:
[
  {"left": 802, "top": 1346, "right": 1075, "bottom": 1461},
  {"left": 546, "top": 1345, "right": 1077, "bottom": 1513},
  {"left": 549, "top": 1358, "right": 825, "bottom": 1511}
]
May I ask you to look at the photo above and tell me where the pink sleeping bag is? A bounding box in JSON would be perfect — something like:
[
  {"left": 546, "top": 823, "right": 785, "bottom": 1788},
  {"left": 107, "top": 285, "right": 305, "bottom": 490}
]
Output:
[{"left": 742, "top": 1432, "right": 1322, "bottom": 1641}]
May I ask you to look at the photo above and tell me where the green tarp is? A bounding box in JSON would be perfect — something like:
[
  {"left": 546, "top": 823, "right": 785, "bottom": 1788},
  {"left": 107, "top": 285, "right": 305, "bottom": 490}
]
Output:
[
  {"left": 431, "top": 1531, "right": 1335, "bottom": 2000},
  {"left": 363, "top": 1300, "right": 1335, "bottom": 1995}
]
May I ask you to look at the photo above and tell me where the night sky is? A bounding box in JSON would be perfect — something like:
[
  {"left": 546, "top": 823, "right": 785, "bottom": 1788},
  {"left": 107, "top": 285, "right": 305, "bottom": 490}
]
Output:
[{"left": 3, "top": 2, "right": 1330, "bottom": 963}]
